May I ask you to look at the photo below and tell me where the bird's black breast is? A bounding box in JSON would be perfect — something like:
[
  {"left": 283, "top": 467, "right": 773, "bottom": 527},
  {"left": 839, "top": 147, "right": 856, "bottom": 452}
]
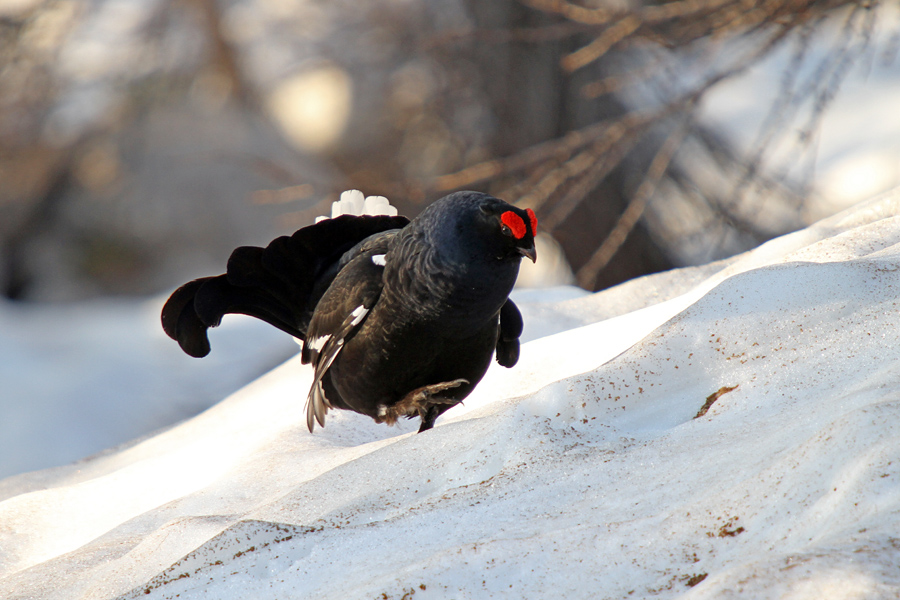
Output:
[
  {"left": 327, "top": 300, "right": 501, "bottom": 419},
  {"left": 383, "top": 226, "right": 520, "bottom": 335}
]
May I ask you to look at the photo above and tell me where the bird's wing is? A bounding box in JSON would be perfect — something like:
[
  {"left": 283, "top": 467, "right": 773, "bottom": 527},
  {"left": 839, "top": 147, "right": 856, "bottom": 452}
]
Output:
[
  {"left": 303, "top": 241, "right": 393, "bottom": 431},
  {"left": 161, "top": 214, "right": 408, "bottom": 357},
  {"left": 495, "top": 298, "right": 523, "bottom": 368}
]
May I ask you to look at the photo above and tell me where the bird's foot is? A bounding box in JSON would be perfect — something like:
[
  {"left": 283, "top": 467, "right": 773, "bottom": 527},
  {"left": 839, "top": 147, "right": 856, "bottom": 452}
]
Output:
[{"left": 376, "top": 379, "right": 469, "bottom": 428}]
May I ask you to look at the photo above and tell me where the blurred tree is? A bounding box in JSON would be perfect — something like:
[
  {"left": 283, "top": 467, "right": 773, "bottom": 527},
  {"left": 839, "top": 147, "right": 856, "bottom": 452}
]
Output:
[
  {"left": 419, "top": 0, "right": 883, "bottom": 289},
  {"left": 0, "top": 0, "right": 890, "bottom": 298}
]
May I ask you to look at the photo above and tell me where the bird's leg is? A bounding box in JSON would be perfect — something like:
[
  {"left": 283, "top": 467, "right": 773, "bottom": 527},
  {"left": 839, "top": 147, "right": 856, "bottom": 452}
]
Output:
[{"left": 377, "top": 378, "right": 468, "bottom": 429}]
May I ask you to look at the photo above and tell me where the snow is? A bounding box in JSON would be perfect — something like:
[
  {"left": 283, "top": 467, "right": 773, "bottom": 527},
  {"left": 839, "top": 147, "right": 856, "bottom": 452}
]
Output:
[
  {"left": 0, "top": 298, "right": 297, "bottom": 479},
  {"left": 2, "top": 190, "right": 900, "bottom": 598}
]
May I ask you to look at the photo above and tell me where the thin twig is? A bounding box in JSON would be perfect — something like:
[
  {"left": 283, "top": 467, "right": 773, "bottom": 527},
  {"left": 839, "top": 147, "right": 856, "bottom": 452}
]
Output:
[
  {"left": 563, "top": 15, "right": 642, "bottom": 72},
  {"left": 536, "top": 132, "right": 643, "bottom": 230}
]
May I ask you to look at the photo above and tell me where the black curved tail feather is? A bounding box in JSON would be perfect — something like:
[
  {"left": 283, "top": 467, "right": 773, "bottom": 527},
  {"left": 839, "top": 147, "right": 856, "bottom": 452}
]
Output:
[{"left": 160, "top": 277, "right": 217, "bottom": 358}]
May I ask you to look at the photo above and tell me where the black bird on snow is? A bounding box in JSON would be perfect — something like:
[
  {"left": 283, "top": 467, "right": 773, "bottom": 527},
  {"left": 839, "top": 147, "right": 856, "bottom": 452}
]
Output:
[{"left": 161, "top": 191, "right": 537, "bottom": 433}]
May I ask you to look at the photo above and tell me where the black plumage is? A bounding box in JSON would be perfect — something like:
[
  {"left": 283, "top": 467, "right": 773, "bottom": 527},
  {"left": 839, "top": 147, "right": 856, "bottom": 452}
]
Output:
[{"left": 161, "top": 191, "right": 537, "bottom": 432}]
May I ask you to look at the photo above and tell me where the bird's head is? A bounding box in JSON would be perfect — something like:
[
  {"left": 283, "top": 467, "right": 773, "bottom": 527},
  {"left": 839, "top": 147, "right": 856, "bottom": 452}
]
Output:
[
  {"left": 495, "top": 204, "right": 538, "bottom": 263},
  {"left": 455, "top": 193, "right": 539, "bottom": 263},
  {"left": 472, "top": 195, "right": 538, "bottom": 264},
  {"left": 414, "top": 191, "right": 538, "bottom": 266}
]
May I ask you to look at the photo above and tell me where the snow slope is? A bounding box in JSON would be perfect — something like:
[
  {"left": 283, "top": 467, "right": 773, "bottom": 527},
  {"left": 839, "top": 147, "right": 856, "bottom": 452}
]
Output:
[
  {"left": 0, "top": 298, "right": 298, "bottom": 479},
  {"left": 2, "top": 191, "right": 900, "bottom": 599}
]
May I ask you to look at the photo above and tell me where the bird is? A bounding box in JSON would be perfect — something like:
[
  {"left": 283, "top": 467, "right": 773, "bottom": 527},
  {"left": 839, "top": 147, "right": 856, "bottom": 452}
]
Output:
[{"left": 161, "top": 190, "right": 537, "bottom": 433}]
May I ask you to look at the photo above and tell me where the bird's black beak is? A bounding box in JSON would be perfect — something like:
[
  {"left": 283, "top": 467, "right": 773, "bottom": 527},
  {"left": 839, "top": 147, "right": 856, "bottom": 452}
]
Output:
[{"left": 517, "top": 244, "right": 537, "bottom": 263}]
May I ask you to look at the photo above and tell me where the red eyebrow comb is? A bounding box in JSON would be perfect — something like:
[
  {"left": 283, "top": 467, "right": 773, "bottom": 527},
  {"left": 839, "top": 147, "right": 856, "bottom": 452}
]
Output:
[
  {"left": 501, "top": 211, "right": 527, "bottom": 239},
  {"left": 526, "top": 208, "right": 538, "bottom": 235}
]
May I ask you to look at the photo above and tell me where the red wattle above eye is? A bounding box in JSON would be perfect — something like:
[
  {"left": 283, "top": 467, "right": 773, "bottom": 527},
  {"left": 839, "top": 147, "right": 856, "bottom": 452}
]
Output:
[
  {"left": 501, "top": 211, "right": 527, "bottom": 239},
  {"left": 526, "top": 208, "right": 538, "bottom": 235}
]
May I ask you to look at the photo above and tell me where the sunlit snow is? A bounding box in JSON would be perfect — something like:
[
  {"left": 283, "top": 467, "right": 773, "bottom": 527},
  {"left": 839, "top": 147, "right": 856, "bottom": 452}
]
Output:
[
  {"left": 2, "top": 191, "right": 900, "bottom": 599},
  {"left": 0, "top": 299, "right": 297, "bottom": 479}
]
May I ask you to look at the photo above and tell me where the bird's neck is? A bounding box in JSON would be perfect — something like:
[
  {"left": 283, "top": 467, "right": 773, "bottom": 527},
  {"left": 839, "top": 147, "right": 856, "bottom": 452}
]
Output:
[{"left": 386, "top": 235, "right": 519, "bottom": 328}]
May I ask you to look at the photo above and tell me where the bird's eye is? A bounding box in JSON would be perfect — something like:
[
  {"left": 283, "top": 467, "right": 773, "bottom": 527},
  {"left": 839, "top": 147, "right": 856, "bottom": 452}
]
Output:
[{"left": 501, "top": 224, "right": 512, "bottom": 236}]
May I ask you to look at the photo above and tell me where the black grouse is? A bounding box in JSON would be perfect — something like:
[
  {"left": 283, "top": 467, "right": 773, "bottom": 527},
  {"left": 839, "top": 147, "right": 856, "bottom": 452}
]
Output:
[{"left": 161, "top": 191, "right": 537, "bottom": 432}]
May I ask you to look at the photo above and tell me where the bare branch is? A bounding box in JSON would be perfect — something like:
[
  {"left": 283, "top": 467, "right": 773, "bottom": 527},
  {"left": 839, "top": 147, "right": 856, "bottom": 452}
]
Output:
[
  {"left": 576, "top": 118, "right": 691, "bottom": 288},
  {"left": 562, "top": 15, "right": 642, "bottom": 72}
]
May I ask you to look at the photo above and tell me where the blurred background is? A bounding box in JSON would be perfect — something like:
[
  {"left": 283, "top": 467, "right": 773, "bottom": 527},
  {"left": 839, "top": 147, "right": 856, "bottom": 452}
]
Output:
[{"left": 1, "top": 0, "right": 898, "bottom": 478}]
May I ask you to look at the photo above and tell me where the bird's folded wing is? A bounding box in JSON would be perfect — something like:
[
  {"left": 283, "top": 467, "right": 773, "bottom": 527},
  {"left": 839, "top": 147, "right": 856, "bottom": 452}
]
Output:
[{"left": 303, "top": 248, "right": 388, "bottom": 431}]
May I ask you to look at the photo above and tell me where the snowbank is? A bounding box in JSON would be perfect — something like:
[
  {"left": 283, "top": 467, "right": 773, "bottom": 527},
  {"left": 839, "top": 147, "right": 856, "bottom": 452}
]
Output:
[
  {"left": 0, "top": 298, "right": 298, "bottom": 479},
  {"left": 2, "top": 190, "right": 900, "bottom": 599}
]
